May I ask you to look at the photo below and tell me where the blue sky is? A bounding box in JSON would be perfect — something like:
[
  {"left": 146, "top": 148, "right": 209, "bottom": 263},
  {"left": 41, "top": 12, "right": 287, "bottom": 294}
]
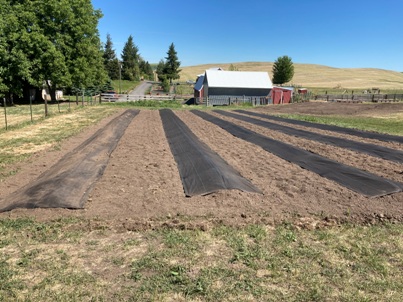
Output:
[{"left": 91, "top": 0, "right": 403, "bottom": 71}]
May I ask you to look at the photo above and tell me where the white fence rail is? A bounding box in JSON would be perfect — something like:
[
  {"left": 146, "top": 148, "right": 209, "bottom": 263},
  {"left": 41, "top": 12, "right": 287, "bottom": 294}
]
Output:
[{"left": 100, "top": 93, "right": 185, "bottom": 102}]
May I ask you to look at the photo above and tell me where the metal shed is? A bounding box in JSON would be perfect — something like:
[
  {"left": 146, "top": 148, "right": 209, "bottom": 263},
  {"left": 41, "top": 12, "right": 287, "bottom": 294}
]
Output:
[{"left": 271, "top": 87, "right": 293, "bottom": 104}]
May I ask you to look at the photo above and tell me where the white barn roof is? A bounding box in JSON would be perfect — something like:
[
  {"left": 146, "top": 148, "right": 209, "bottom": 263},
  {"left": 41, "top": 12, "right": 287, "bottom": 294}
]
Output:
[{"left": 205, "top": 70, "right": 272, "bottom": 89}]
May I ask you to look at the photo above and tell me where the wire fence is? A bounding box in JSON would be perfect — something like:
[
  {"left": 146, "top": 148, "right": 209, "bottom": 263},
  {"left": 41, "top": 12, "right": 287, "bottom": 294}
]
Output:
[
  {"left": 313, "top": 93, "right": 403, "bottom": 102},
  {"left": 1, "top": 95, "right": 100, "bottom": 131}
]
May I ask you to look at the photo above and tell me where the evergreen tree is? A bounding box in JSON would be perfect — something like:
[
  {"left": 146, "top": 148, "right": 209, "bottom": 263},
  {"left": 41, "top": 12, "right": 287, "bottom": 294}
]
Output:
[
  {"left": 121, "top": 35, "right": 140, "bottom": 81},
  {"left": 139, "top": 59, "right": 154, "bottom": 81},
  {"left": 228, "top": 64, "right": 239, "bottom": 71},
  {"left": 103, "top": 34, "right": 120, "bottom": 80},
  {"left": 272, "top": 55, "right": 294, "bottom": 85},
  {"left": 163, "top": 43, "right": 181, "bottom": 84},
  {"left": 156, "top": 59, "right": 166, "bottom": 82}
]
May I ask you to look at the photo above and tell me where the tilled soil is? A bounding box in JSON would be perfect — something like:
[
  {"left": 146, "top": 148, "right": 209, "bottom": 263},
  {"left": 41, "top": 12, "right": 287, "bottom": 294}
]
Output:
[{"left": 1, "top": 102, "right": 402, "bottom": 229}]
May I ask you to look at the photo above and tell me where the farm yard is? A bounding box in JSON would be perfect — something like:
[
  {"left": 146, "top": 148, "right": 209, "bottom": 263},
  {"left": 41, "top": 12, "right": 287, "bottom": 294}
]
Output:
[{"left": 0, "top": 102, "right": 403, "bottom": 301}]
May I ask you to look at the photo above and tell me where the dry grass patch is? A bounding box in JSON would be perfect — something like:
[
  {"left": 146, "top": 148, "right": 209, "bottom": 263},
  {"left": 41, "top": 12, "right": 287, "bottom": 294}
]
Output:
[{"left": 0, "top": 105, "right": 120, "bottom": 180}]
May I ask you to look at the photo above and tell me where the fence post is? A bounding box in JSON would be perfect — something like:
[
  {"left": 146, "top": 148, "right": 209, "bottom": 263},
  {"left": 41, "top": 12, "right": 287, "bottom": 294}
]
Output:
[
  {"left": 3, "top": 98, "right": 7, "bottom": 130},
  {"left": 29, "top": 95, "right": 33, "bottom": 122},
  {"left": 44, "top": 97, "right": 48, "bottom": 117}
]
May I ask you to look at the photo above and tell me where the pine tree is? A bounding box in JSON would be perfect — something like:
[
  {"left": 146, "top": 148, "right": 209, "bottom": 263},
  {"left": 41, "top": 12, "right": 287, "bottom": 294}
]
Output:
[
  {"left": 163, "top": 43, "right": 181, "bottom": 84},
  {"left": 272, "top": 55, "right": 294, "bottom": 85},
  {"left": 121, "top": 35, "right": 140, "bottom": 81},
  {"left": 103, "top": 34, "right": 120, "bottom": 80},
  {"left": 156, "top": 59, "right": 166, "bottom": 82},
  {"left": 139, "top": 59, "right": 154, "bottom": 80}
]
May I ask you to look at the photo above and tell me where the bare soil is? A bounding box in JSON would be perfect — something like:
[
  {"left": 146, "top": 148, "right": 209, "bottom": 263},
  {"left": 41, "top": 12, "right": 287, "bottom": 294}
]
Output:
[{"left": 1, "top": 102, "right": 402, "bottom": 229}]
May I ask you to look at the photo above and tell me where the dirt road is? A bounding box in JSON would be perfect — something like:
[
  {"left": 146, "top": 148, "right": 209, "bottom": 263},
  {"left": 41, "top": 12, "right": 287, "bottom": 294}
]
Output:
[{"left": 129, "top": 81, "right": 152, "bottom": 96}]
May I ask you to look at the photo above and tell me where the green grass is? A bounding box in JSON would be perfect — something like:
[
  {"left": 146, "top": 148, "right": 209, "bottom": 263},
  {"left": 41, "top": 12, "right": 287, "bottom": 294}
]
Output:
[
  {"left": 111, "top": 80, "right": 140, "bottom": 94},
  {"left": 0, "top": 217, "right": 401, "bottom": 301},
  {"left": 278, "top": 114, "right": 403, "bottom": 136},
  {"left": 173, "top": 83, "right": 194, "bottom": 95}
]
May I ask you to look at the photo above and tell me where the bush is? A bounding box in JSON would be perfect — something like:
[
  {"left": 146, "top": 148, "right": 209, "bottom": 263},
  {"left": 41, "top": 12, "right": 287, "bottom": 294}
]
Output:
[{"left": 162, "top": 79, "right": 170, "bottom": 93}]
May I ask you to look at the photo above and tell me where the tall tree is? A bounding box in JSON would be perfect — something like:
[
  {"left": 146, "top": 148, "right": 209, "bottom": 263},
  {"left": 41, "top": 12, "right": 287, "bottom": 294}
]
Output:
[
  {"left": 103, "top": 34, "right": 120, "bottom": 80},
  {"left": 272, "top": 55, "right": 294, "bottom": 85},
  {"left": 58, "top": 0, "right": 107, "bottom": 96},
  {"left": 163, "top": 43, "right": 181, "bottom": 84},
  {"left": 0, "top": 0, "right": 107, "bottom": 101},
  {"left": 121, "top": 35, "right": 140, "bottom": 81},
  {"left": 0, "top": 0, "right": 36, "bottom": 100}
]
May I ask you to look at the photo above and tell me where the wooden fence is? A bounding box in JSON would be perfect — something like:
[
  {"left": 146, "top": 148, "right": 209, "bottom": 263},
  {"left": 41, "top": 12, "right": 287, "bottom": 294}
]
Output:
[{"left": 194, "top": 95, "right": 270, "bottom": 106}]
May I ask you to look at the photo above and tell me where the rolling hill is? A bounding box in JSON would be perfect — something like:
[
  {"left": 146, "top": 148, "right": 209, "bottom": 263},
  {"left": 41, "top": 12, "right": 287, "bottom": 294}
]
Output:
[{"left": 179, "top": 62, "right": 403, "bottom": 90}]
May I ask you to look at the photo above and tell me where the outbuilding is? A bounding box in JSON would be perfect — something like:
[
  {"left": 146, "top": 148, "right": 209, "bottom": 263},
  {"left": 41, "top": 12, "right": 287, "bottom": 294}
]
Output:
[
  {"left": 201, "top": 69, "right": 272, "bottom": 105},
  {"left": 271, "top": 87, "right": 293, "bottom": 104},
  {"left": 194, "top": 67, "right": 224, "bottom": 99},
  {"left": 193, "top": 74, "right": 205, "bottom": 99}
]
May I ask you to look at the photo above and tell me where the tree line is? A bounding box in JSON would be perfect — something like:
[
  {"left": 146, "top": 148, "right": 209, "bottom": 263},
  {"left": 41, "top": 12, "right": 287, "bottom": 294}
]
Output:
[
  {"left": 104, "top": 35, "right": 181, "bottom": 92},
  {"left": 0, "top": 0, "right": 181, "bottom": 103}
]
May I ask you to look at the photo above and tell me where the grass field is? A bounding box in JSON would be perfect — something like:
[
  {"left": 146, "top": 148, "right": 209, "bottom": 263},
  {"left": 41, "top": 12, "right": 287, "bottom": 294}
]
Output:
[
  {"left": 279, "top": 114, "right": 403, "bottom": 136},
  {"left": 111, "top": 80, "right": 140, "bottom": 94},
  {"left": 180, "top": 62, "right": 403, "bottom": 91},
  {"left": 0, "top": 217, "right": 402, "bottom": 301},
  {"left": 0, "top": 104, "right": 402, "bottom": 301}
]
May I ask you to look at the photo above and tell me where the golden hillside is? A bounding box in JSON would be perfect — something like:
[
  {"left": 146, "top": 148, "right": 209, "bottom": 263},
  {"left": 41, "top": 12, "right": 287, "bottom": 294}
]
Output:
[{"left": 180, "top": 62, "right": 403, "bottom": 89}]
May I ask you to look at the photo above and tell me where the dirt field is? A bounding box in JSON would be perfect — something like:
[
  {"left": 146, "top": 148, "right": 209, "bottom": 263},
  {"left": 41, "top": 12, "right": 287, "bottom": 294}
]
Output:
[{"left": 1, "top": 102, "right": 402, "bottom": 229}]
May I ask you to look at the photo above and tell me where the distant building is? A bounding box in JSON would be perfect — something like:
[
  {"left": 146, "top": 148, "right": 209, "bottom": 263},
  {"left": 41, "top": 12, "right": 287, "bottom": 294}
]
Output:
[
  {"left": 195, "top": 69, "right": 273, "bottom": 105},
  {"left": 271, "top": 87, "right": 294, "bottom": 104},
  {"left": 194, "top": 67, "right": 224, "bottom": 99}
]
